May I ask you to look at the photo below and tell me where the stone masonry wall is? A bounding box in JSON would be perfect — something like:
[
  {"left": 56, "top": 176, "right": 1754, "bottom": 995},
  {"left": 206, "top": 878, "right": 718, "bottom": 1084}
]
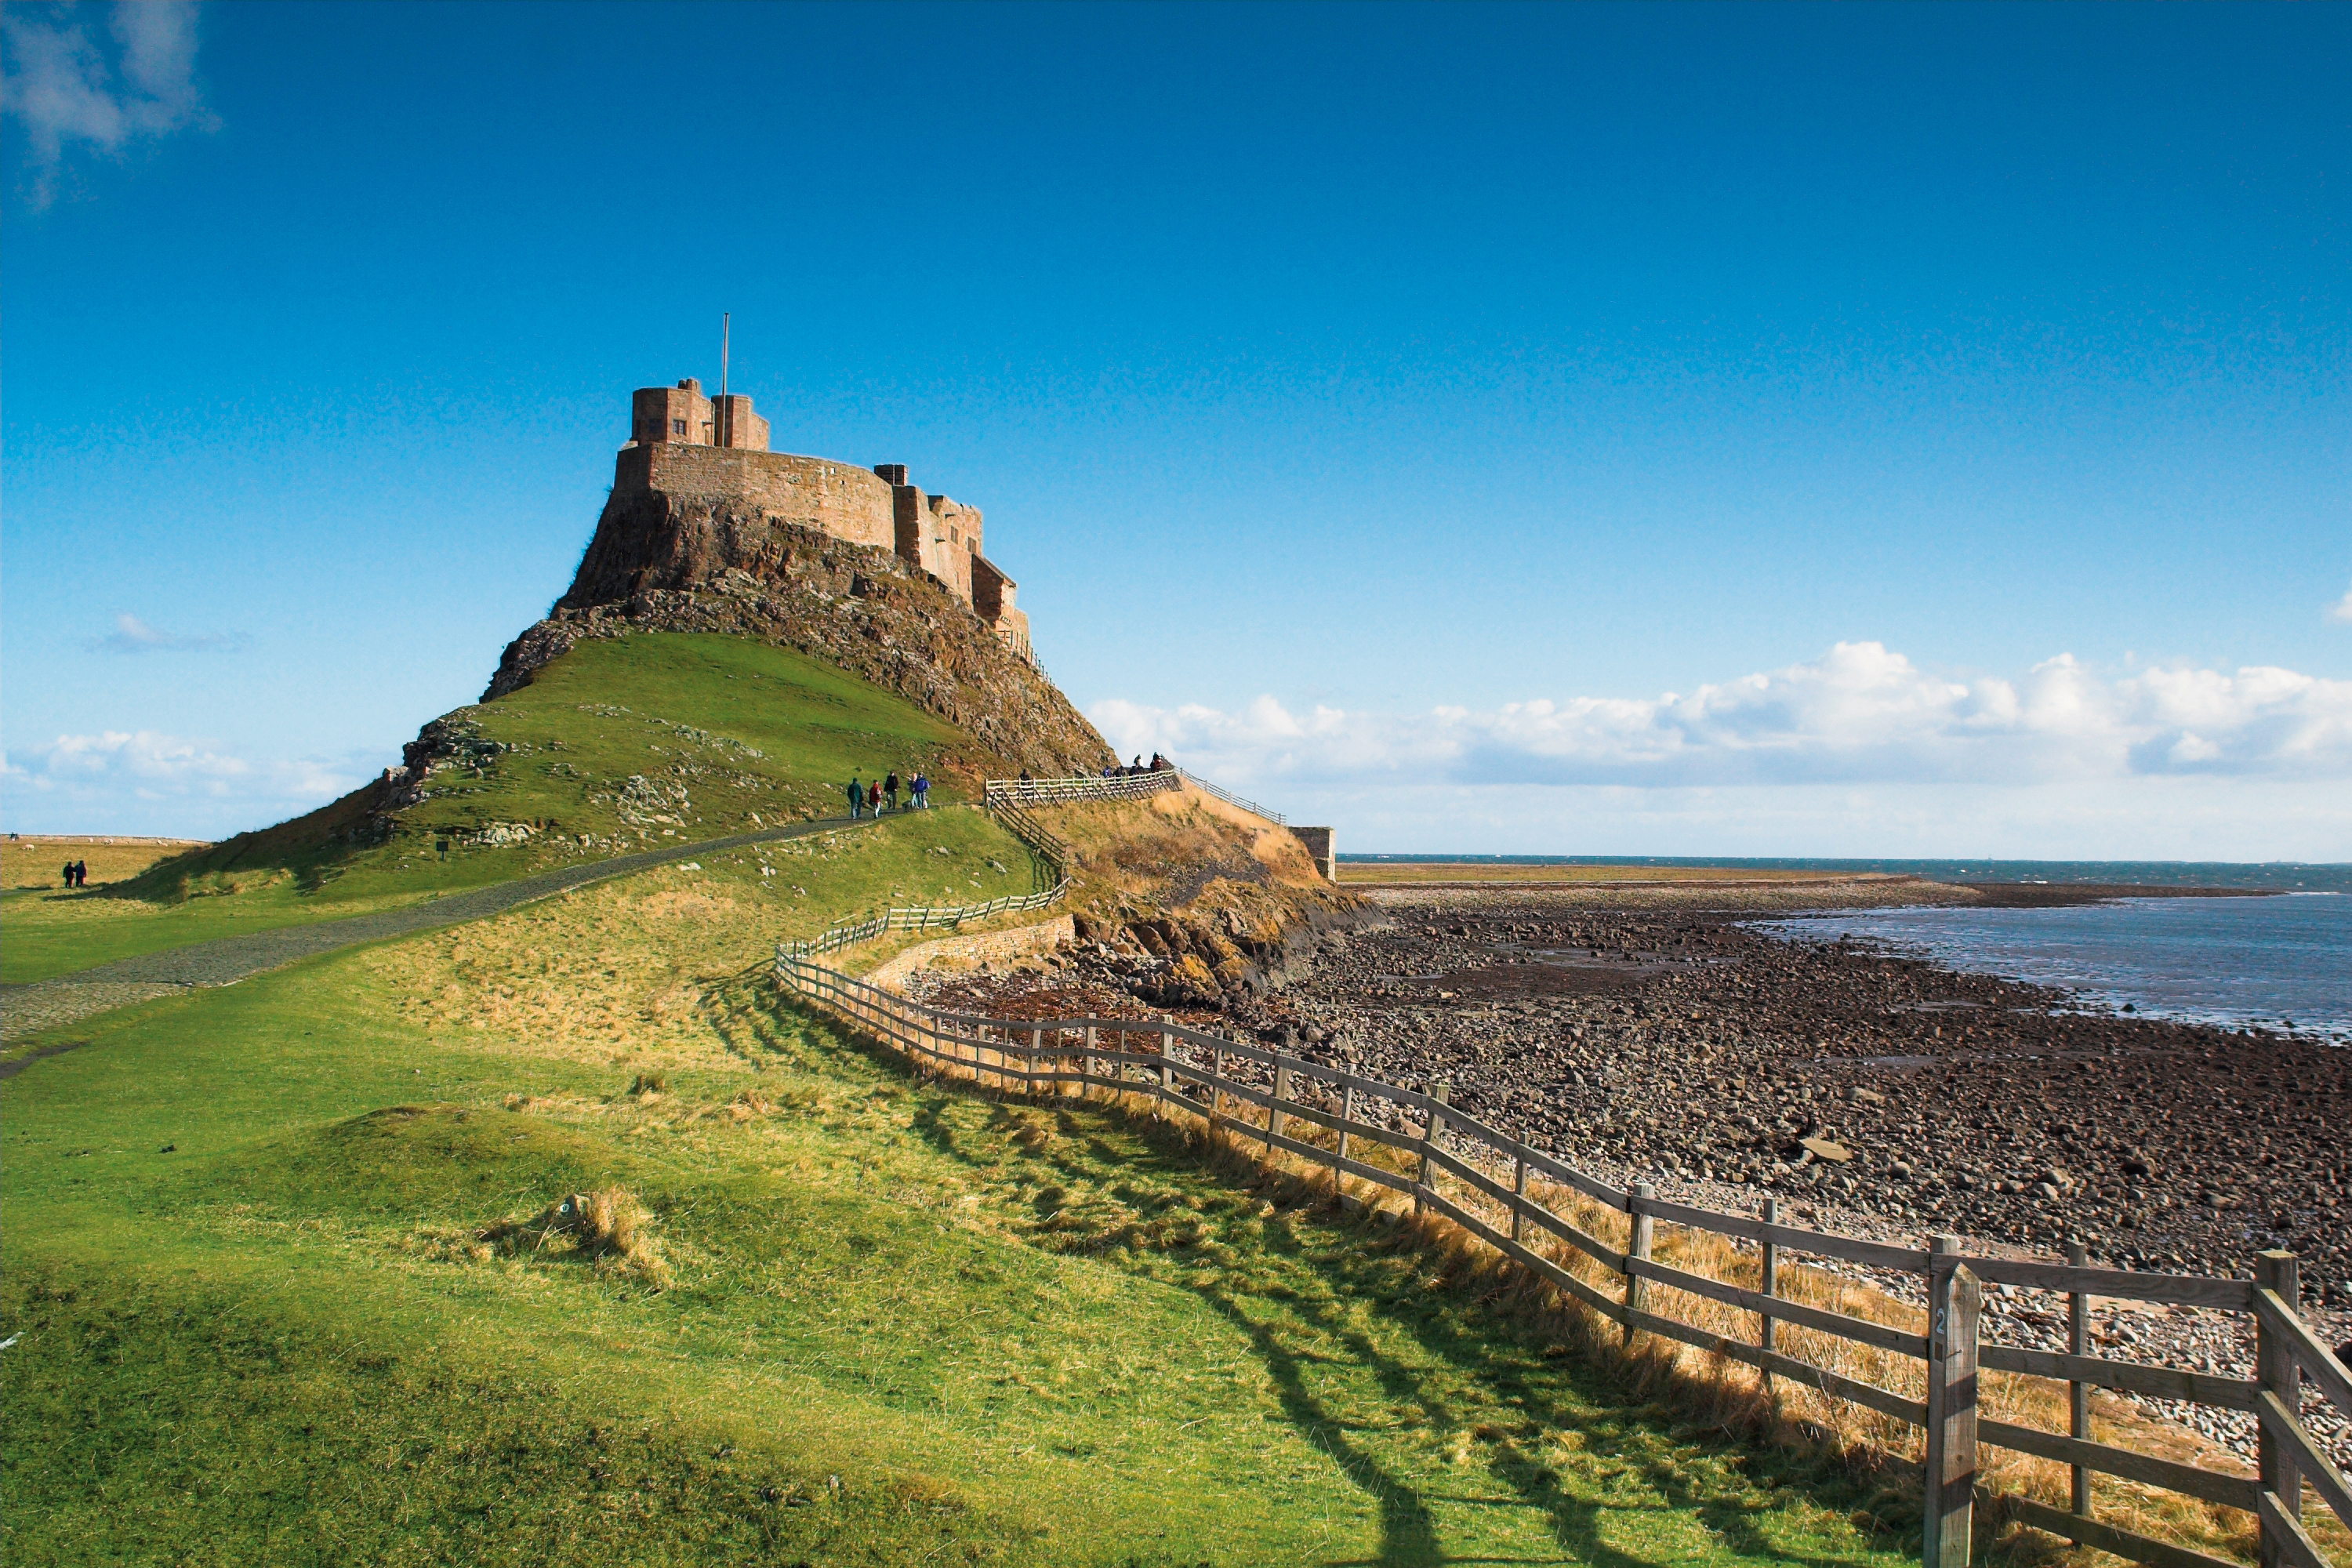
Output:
[{"left": 619, "top": 442, "right": 898, "bottom": 552}]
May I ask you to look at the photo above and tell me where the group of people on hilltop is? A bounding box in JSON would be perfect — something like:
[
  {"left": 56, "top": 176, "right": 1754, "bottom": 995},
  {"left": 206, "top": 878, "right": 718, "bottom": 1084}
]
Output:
[
  {"left": 845, "top": 770, "right": 930, "bottom": 818},
  {"left": 1101, "top": 753, "right": 1172, "bottom": 779},
  {"left": 1011, "top": 753, "right": 1174, "bottom": 786},
  {"left": 60, "top": 858, "right": 89, "bottom": 888}
]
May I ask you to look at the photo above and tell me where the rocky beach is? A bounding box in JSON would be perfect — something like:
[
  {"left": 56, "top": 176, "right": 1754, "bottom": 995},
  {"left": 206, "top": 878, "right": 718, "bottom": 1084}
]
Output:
[
  {"left": 919, "top": 874, "right": 2348, "bottom": 1316},
  {"left": 907, "top": 872, "right": 2352, "bottom": 1466}
]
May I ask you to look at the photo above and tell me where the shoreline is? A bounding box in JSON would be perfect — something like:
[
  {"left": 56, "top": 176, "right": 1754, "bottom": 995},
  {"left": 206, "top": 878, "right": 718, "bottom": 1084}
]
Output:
[
  {"left": 912, "top": 873, "right": 2350, "bottom": 1469},
  {"left": 916, "top": 870, "right": 2350, "bottom": 1298}
]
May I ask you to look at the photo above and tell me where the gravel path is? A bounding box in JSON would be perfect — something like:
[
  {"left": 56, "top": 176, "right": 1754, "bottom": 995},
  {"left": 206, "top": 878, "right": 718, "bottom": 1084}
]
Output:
[{"left": 0, "top": 815, "right": 876, "bottom": 1056}]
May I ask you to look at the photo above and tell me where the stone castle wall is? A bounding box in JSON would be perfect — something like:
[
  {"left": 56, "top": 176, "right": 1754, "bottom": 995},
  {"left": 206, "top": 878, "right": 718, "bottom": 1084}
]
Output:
[
  {"left": 619, "top": 441, "right": 898, "bottom": 553},
  {"left": 610, "top": 380, "right": 1028, "bottom": 652}
]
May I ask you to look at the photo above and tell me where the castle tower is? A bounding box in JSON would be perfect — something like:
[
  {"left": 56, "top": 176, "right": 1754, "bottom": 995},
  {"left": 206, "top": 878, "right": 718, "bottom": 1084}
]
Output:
[{"left": 629, "top": 378, "right": 767, "bottom": 452}]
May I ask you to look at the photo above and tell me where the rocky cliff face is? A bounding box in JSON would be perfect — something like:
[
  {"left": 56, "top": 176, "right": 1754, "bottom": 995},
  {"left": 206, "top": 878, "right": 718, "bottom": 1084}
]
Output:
[{"left": 485, "top": 488, "right": 1115, "bottom": 778}]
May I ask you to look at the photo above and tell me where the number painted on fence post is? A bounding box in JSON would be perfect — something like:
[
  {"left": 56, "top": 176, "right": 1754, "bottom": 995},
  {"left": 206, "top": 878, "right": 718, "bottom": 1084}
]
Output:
[
  {"left": 2255, "top": 1250, "right": 2303, "bottom": 1568},
  {"left": 1923, "top": 1236, "right": 1980, "bottom": 1568}
]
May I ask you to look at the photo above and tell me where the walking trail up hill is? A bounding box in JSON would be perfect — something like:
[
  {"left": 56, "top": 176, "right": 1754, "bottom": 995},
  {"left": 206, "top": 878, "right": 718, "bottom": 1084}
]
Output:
[{"left": 0, "top": 815, "right": 873, "bottom": 1055}]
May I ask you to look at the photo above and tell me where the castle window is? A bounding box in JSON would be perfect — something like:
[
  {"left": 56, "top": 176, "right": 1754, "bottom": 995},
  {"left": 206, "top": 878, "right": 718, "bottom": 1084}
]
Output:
[{"left": 672, "top": 419, "right": 687, "bottom": 437}]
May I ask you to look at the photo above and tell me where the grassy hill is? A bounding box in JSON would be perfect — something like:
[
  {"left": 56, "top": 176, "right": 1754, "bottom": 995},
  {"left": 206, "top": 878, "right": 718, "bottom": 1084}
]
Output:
[
  {"left": 3, "top": 838, "right": 1912, "bottom": 1566},
  {"left": 3, "top": 633, "right": 1027, "bottom": 985},
  {"left": 6, "top": 630, "right": 1917, "bottom": 1564}
]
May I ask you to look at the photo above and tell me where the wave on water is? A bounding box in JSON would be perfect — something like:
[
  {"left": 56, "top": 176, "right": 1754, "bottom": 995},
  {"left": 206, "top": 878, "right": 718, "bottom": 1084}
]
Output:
[{"left": 1751, "top": 894, "right": 2352, "bottom": 1044}]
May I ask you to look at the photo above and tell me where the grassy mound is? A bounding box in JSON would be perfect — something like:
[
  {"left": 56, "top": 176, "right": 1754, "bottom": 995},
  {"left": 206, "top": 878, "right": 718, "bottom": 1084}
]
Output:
[
  {"left": 4, "top": 842, "right": 1913, "bottom": 1566},
  {"left": 2, "top": 634, "right": 1037, "bottom": 985}
]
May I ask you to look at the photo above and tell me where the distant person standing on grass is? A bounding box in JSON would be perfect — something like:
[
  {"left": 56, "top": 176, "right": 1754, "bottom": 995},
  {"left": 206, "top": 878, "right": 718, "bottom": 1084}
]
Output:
[
  {"left": 74, "top": 860, "right": 88, "bottom": 887},
  {"left": 62, "top": 860, "right": 74, "bottom": 889},
  {"left": 848, "top": 776, "right": 864, "bottom": 818},
  {"left": 884, "top": 771, "right": 900, "bottom": 812}
]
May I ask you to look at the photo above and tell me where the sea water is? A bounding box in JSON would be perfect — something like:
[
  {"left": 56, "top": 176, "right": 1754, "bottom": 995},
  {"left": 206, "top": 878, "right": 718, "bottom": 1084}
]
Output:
[{"left": 1751, "top": 895, "right": 2352, "bottom": 1043}]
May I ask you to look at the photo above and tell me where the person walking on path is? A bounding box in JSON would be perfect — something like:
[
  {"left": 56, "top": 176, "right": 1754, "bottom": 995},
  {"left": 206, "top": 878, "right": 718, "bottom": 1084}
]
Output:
[
  {"left": 884, "top": 771, "right": 900, "bottom": 813},
  {"left": 866, "top": 780, "right": 882, "bottom": 817},
  {"left": 847, "top": 776, "right": 865, "bottom": 818},
  {"left": 911, "top": 773, "right": 928, "bottom": 810}
]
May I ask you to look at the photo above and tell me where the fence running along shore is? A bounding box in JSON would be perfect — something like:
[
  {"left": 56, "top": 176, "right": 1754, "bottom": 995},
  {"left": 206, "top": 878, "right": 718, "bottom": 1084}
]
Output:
[{"left": 771, "top": 944, "right": 2352, "bottom": 1568}]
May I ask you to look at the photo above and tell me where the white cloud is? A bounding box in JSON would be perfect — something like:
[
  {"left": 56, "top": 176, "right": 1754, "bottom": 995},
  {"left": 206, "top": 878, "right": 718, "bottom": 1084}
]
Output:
[
  {"left": 2329, "top": 584, "right": 2352, "bottom": 625},
  {"left": 1091, "top": 642, "right": 2352, "bottom": 856},
  {"left": 1094, "top": 642, "right": 2352, "bottom": 791},
  {"left": 2, "top": 730, "right": 357, "bottom": 837},
  {"left": 2, "top": 1, "right": 215, "bottom": 203},
  {"left": 85, "top": 612, "right": 249, "bottom": 654}
]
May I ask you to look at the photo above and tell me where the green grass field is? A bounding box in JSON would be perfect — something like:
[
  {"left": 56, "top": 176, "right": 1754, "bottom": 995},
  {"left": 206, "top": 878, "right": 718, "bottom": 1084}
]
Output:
[
  {"left": 2, "top": 634, "right": 993, "bottom": 985},
  {"left": 3, "top": 635, "right": 1929, "bottom": 1565},
  {"left": 3, "top": 828, "right": 1918, "bottom": 1565}
]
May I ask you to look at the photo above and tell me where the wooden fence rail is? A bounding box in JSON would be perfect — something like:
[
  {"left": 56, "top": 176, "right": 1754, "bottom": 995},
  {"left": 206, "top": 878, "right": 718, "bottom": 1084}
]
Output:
[
  {"left": 771, "top": 947, "right": 2352, "bottom": 1568},
  {"left": 984, "top": 772, "right": 1181, "bottom": 809},
  {"left": 1174, "top": 768, "right": 1287, "bottom": 825}
]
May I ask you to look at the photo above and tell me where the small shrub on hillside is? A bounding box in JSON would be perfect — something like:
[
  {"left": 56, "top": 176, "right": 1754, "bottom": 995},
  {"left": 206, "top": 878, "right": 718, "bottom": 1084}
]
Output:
[
  {"left": 479, "top": 1185, "right": 671, "bottom": 1288},
  {"left": 627, "top": 1071, "right": 668, "bottom": 1097}
]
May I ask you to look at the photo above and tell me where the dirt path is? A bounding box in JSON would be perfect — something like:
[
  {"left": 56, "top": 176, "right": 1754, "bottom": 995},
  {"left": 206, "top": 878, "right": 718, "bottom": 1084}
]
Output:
[{"left": 0, "top": 815, "right": 876, "bottom": 1054}]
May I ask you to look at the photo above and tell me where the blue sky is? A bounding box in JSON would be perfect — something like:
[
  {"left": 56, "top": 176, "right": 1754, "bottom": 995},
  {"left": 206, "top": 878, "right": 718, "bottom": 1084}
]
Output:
[{"left": 5, "top": 2, "right": 2347, "bottom": 855}]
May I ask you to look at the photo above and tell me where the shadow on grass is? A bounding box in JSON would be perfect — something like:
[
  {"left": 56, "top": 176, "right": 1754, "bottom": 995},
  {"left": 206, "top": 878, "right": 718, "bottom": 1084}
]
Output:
[{"left": 772, "top": 992, "right": 1903, "bottom": 1568}]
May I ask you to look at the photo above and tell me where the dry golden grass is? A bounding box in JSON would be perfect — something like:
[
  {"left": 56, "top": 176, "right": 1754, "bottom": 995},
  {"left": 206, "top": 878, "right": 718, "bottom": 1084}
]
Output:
[
  {"left": 477, "top": 1185, "right": 671, "bottom": 1287},
  {"left": 2, "top": 836, "right": 206, "bottom": 890},
  {"left": 359, "top": 869, "right": 773, "bottom": 1074}
]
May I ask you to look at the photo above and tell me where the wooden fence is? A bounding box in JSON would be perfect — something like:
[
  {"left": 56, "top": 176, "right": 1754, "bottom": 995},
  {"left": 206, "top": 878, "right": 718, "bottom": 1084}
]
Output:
[
  {"left": 1174, "top": 767, "right": 1287, "bottom": 825},
  {"left": 775, "top": 880, "right": 1075, "bottom": 959},
  {"left": 984, "top": 771, "right": 1181, "bottom": 809},
  {"left": 771, "top": 948, "right": 2352, "bottom": 1568}
]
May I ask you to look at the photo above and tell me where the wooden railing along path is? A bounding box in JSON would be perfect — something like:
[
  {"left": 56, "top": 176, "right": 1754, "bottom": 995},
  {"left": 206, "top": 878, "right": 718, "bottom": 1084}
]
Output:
[
  {"left": 771, "top": 946, "right": 2352, "bottom": 1568},
  {"left": 984, "top": 771, "right": 1181, "bottom": 809}
]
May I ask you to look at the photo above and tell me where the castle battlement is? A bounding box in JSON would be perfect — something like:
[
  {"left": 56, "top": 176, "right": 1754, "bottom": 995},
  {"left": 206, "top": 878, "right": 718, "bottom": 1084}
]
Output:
[{"left": 617, "top": 380, "right": 1029, "bottom": 655}]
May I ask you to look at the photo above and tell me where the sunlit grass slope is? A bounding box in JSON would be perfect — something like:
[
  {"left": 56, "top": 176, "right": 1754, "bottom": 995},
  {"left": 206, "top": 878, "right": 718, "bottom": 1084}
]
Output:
[
  {"left": 3, "top": 846, "right": 1911, "bottom": 1567},
  {"left": 3, "top": 633, "right": 1005, "bottom": 984}
]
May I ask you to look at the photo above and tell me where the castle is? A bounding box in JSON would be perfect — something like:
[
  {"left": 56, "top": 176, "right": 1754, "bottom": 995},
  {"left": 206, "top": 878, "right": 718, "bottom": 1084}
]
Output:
[{"left": 615, "top": 379, "right": 1031, "bottom": 655}]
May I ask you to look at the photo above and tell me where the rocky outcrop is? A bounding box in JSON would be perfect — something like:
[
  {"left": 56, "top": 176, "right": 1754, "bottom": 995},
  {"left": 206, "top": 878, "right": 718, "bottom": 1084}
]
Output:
[{"left": 485, "top": 490, "right": 1113, "bottom": 779}]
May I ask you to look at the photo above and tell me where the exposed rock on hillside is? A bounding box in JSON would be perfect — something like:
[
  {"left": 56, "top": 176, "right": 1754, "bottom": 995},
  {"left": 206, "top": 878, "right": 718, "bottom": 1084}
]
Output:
[{"left": 486, "top": 492, "right": 1113, "bottom": 779}]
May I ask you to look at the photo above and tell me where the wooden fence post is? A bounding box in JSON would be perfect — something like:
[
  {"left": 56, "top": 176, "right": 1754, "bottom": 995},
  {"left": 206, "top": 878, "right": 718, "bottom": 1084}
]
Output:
[
  {"left": 1270, "top": 1063, "right": 1290, "bottom": 1151},
  {"left": 2067, "top": 1240, "right": 2092, "bottom": 1519},
  {"left": 1157, "top": 1027, "right": 1174, "bottom": 1120},
  {"left": 1624, "top": 1181, "right": 1653, "bottom": 1346},
  {"left": 1210, "top": 1050, "right": 1227, "bottom": 1133},
  {"left": 1028, "top": 1027, "right": 1043, "bottom": 1101},
  {"left": 1334, "top": 1082, "right": 1354, "bottom": 1202},
  {"left": 1924, "top": 1237, "right": 1981, "bottom": 1568},
  {"left": 1511, "top": 1154, "right": 1529, "bottom": 1244},
  {"left": 2256, "top": 1250, "right": 2302, "bottom": 1568},
  {"left": 1759, "top": 1196, "right": 1779, "bottom": 1399},
  {"left": 1415, "top": 1083, "right": 1450, "bottom": 1217},
  {"left": 1082, "top": 1025, "right": 1097, "bottom": 1102}
]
